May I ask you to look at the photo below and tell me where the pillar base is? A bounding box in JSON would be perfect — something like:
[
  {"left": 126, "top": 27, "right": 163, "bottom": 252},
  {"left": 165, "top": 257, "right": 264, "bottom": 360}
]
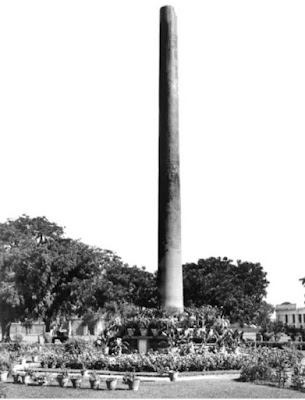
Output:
[{"left": 161, "top": 304, "right": 184, "bottom": 315}]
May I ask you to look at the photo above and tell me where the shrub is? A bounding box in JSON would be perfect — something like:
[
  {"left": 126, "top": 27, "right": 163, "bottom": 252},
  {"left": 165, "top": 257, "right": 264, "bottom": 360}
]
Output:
[
  {"left": 64, "top": 338, "right": 92, "bottom": 356},
  {"left": 0, "top": 360, "right": 10, "bottom": 372},
  {"left": 12, "top": 334, "right": 24, "bottom": 344},
  {"left": 239, "top": 347, "right": 303, "bottom": 387},
  {"left": 240, "top": 360, "right": 273, "bottom": 382},
  {"left": 291, "top": 363, "right": 305, "bottom": 391},
  {"left": 91, "top": 352, "right": 246, "bottom": 373}
]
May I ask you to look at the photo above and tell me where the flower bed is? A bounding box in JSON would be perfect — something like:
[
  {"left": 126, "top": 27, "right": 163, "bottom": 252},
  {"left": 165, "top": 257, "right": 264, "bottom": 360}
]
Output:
[
  {"left": 37, "top": 350, "right": 247, "bottom": 373},
  {"left": 1, "top": 337, "right": 252, "bottom": 374},
  {"left": 239, "top": 347, "right": 305, "bottom": 391},
  {"left": 6, "top": 338, "right": 305, "bottom": 384},
  {"left": 6, "top": 340, "right": 305, "bottom": 393}
]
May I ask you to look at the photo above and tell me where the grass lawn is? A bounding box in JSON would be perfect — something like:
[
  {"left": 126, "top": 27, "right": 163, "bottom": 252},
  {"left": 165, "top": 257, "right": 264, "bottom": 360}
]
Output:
[{"left": 2, "top": 377, "right": 305, "bottom": 398}]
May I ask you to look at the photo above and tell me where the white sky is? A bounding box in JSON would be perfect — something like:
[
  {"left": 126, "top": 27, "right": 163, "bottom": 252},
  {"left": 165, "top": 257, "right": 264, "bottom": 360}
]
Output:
[{"left": 1, "top": 0, "right": 305, "bottom": 308}]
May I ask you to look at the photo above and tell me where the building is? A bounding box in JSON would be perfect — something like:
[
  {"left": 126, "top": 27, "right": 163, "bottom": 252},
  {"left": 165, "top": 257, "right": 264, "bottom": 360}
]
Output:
[
  {"left": 9, "top": 322, "right": 46, "bottom": 344},
  {"left": 0, "top": 316, "right": 105, "bottom": 343},
  {"left": 275, "top": 302, "right": 305, "bottom": 329}
]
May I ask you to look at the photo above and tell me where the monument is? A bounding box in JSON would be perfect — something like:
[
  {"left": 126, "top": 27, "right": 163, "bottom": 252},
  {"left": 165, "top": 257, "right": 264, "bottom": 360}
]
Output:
[{"left": 158, "top": 6, "right": 184, "bottom": 312}]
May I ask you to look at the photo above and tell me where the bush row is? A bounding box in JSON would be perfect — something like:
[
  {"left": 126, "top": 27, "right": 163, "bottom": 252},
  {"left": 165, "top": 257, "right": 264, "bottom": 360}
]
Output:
[{"left": 39, "top": 351, "right": 247, "bottom": 373}]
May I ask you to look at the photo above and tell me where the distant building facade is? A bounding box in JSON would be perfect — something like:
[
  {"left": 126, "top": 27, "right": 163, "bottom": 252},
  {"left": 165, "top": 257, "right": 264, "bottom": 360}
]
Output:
[
  {"left": 9, "top": 322, "right": 46, "bottom": 344},
  {"left": 275, "top": 302, "right": 305, "bottom": 329},
  {"left": 0, "top": 316, "right": 105, "bottom": 343}
]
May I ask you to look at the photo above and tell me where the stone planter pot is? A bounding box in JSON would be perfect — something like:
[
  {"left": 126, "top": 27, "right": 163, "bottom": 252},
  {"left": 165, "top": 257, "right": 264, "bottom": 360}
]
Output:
[
  {"left": 128, "top": 378, "right": 141, "bottom": 391},
  {"left": 127, "top": 328, "right": 135, "bottom": 337},
  {"left": 106, "top": 378, "right": 118, "bottom": 390},
  {"left": 81, "top": 369, "right": 90, "bottom": 378},
  {"left": 89, "top": 379, "right": 99, "bottom": 389},
  {"left": 22, "top": 374, "right": 31, "bottom": 385},
  {"left": 169, "top": 371, "right": 178, "bottom": 382},
  {"left": 151, "top": 328, "right": 159, "bottom": 337},
  {"left": 0, "top": 371, "right": 9, "bottom": 382},
  {"left": 57, "top": 376, "right": 69, "bottom": 388},
  {"left": 71, "top": 377, "right": 82, "bottom": 389},
  {"left": 140, "top": 328, "right": 148, "bottom": 336}
]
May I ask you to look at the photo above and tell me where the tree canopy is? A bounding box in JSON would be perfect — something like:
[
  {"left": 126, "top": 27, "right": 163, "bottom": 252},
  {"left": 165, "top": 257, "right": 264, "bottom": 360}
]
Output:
[
  {"left": 253, "top": 300, "right": 275, "bottom": 328},
  {"left": 0, "top": 215, "right": 158, "bottom": 335},
  {"left": 0, "top": 216, "right": 271, "bottom": 335},
  {"left": 183, "top": 257, "right": 269, "bottom": 325}
]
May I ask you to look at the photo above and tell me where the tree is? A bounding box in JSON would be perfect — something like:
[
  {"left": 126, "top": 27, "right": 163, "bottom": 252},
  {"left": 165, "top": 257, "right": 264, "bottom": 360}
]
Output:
[
  {"left": 0, "top": 216, "right": 102, "bottom": 332},
  {"left": 0, "top": 215, "right": 67, "bottom": 335},
  {"left": 103, "top": 265, "right": 158, "bottom": 308},
  {"left": 183, "top": 257, "right": 269, "bottom": 325},
  {"left": 1, "top": 216, "right": 270, "bottom": 333},
  {"left": 76, "top": 263, "right": 158, "bottom": 321},
  {"left": 254, "top": 300, "right": 275, "bottom": 328},
  {"left": 0, "top": 215, "right": 158, "bottom": 337}
]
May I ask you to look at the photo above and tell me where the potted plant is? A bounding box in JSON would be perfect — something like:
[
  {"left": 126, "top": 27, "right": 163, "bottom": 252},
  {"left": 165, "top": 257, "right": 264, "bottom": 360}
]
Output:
[
  {"left": 88, "top": 371, "right": 100, "bottom": 389},
  {"left": 109, "top": 337, "right": 130, "bottom": 356},
  {"left": 169, "top": 370, "right": 179, "bottom": 382},
  {"left": 149, "top": 319, "right": 160, "bottom": 337},
  {"left": 125, "top": 321, "right": 137, "bottom": 337},
  {"left": 22, "top": 370, "right": 32, "bottom": 385},
  {"left": 0, "top": 358, "right": 10, "bottom": 382},
  {"left": 168, "top": 359, "right": 179, "bottom": 381},
  {"left": 95, "top": 330, "right": 113, "bottom": 355},
  {"left": 106, "top": 377, "right": 118, "bottom": 390},
  {"left": 40, "top": 356, "right": 48, "bottom": 369},
  {"left": 32, "top": 355, "right": 39, "bottom": 363},
  {"left": 123, "top": 372, "right": 141, "bottom": 391},
  {"left": 29, "top": 347, "right": 40, "bottom": 363},
  {"left": 138, "top": 317, "right": 150, "bottom": 336},
  {"left": 30, "top": 371, "right": 49, "bottom": 386},
  {"left": 12, "top": 371, "right": 21, "bottom": 384},
  {"left": 57, "top": 369, "right": 69, "bottom": 387},
  {"left": 70, "top": 374, "right": 82, "bottom": 389}
]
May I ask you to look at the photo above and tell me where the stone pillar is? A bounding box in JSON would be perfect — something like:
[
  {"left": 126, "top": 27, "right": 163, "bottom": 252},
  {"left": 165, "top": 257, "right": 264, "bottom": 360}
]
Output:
[{"left": 158, "top": 6, "right": 183, "bottom": 313}]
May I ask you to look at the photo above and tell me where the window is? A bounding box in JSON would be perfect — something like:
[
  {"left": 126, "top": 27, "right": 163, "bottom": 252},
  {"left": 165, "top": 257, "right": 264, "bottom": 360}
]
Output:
[
  {"left": 299, "top": 314, "right": 302, "bottom": 323},
  {"left": 285, "top": 314, "right": 288, "bottom": 323},
  {"left": 293, "top": 314, "right": 296, "bottom": 324},
  {"left": 303, "top": 314, "right": 305, "bottom": 323}
]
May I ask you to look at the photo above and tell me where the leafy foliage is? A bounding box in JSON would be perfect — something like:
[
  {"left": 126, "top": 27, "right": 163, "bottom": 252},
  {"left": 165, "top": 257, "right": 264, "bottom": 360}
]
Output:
[
  {"left": 291, "top": 363, "right": 305, "bottom": 390},
  {"left": 29, "top": 341, "right": 248, "bottom": 372},
  {"left": 183, "top": 257, "right": 269, "bottom": 325},
  {"left": 239, "top": 347, "right": 302, "bottom": 387},
  {"left": 254, "top": 301, "right": 275, "bottom": 328},
  {"left": 0, "top": 216, "right": 270, "bottom": 333},
  {"left": 0, "top": 215, "right": 158, "bottom": 335}
]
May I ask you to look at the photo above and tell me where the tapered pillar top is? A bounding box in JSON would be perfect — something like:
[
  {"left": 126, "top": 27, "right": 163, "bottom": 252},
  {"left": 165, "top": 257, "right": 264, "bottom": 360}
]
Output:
[{"left": 160, "top": 5, "right": 177, "bottom": 21}]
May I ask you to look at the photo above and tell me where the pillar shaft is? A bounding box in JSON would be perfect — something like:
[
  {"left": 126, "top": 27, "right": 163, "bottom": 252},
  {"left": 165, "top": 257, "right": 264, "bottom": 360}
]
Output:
[{"left": 158, "top": 6, "right": 183, "bottom": 312}]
